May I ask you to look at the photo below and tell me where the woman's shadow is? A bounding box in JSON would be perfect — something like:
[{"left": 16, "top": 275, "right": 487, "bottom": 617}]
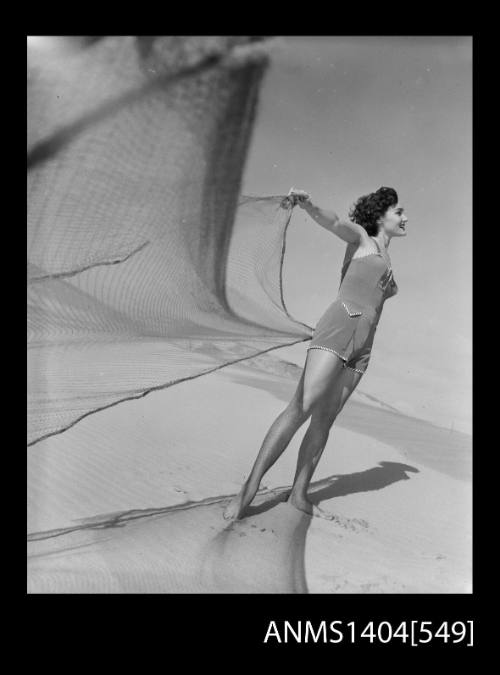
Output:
[
  {"left": 200, "top": 461, "right": 419, "bottom": 593},
  {"left": 244, "top": 461, "right": 420, "bottom": 517}
]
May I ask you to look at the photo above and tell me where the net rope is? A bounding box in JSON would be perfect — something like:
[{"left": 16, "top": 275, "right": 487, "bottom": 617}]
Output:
[{"left": 27, "top": 36, "right": 313, "bottom": 447}]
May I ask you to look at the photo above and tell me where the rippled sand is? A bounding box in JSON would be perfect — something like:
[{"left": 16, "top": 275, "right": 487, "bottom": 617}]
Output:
[{"left": 27, "top": 357, "right": 471, "bottom": 593}]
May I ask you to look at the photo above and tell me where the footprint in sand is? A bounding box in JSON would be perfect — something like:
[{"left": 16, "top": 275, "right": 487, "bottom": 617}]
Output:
[{"left": 332, "top": 515, "right": 370, "bottom": 532}]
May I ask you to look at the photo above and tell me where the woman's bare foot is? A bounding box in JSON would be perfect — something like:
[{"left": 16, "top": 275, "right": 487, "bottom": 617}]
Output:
[
  {"left": 223, "top": 483, "right": 256, "bottom": 521},
  {"left": 287, "top": 494, "right": 336, "bottom": 520},
  {"left": 223, "top": 493, "right": 245, "bottom": 521}
]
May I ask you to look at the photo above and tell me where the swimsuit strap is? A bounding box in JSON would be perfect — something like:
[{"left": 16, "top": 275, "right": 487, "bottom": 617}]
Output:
[
  {"left": 371, "top": 237, "right": 393, "bottom": 279},
  {"left": 371, "top": 237, "right": 382, "bottom": 255}
]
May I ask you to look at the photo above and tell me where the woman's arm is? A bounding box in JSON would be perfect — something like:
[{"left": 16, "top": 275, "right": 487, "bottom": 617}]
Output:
[
  {"left": 303, "top": 202, "right": 367, "bottom": 244},
  {"left": 289, "top": 189, "right": 367, "bottom": 244}
]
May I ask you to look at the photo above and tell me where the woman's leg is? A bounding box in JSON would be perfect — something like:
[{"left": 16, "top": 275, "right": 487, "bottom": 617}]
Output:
[
  {"left": 287, "top": 366, "right": 364, "bottom": 519},
  {"left": 223, "top": 348, "right": 347, "bottom": 520}
]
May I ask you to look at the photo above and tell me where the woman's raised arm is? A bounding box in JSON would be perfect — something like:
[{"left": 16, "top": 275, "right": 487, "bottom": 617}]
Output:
[{"left": 288, "top": 189, "right": 367, "bottom": 244}]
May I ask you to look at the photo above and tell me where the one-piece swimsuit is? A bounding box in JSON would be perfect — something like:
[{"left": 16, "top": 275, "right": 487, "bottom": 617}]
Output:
[{"left": 307, "top": 237, "right": 398, "bottom": 374}]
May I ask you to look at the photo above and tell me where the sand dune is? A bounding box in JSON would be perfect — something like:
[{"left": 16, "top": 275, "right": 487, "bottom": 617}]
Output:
[{"left": 27, "top": 357, "right": 472, "bottom": 593}]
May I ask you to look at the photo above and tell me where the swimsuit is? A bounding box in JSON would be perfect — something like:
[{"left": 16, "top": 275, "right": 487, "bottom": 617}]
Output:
[{"left": 307, "top": 237, "right": 398, "bottom": 374}]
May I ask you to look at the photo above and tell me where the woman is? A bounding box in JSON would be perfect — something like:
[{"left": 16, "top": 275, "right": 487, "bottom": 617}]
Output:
[{"left": 223, "top": 186, "right": 408, "bottom": 521}]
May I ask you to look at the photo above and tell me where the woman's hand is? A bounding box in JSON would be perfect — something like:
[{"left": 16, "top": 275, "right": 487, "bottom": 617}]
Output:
[{"left": 288, "top": 187, "right": 311, "bottom": 209}]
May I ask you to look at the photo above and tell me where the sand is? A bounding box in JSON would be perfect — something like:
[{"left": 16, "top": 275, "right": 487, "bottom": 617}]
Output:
[{"left": 27, "top": 356, "right": 472, "bottom": 593}]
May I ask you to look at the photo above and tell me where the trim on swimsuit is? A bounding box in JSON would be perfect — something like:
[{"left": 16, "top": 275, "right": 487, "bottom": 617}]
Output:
[
  {"left": 341, "top": 301, "right": 362, "bottom": 317},
  {"left": 345, "top": 364, "right": 366, "bottom": 375},
  {"left": 352, "top": 239, "right": 392, "bottom": 275},
  {"left": 308, "top": 347, "right": 366, "bottom": 374},
  {"left": 350, "top": 252, "right": 380, "bottom": 262},
  {"left": 307, "top": 345, "right": 347, "bottom": 362}
]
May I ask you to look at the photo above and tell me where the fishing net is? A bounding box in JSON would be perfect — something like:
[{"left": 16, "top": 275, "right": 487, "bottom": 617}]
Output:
[{"left": 27, "top": 36, "right": 313, "bottom": 447}]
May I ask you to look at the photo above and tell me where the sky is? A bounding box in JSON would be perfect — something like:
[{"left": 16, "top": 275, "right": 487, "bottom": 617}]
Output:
[{"left": 242, "top": 36, "right": 472, "bottom": 434}]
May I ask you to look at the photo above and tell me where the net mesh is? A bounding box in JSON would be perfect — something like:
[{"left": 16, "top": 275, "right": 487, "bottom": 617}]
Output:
[{"left": 27, "top": 36, "right": 313, "bottom": 447}]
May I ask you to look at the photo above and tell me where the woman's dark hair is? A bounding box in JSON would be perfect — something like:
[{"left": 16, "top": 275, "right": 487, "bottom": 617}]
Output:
[{"left": 349, "top": 187, "right": 398, "bottom": 236}]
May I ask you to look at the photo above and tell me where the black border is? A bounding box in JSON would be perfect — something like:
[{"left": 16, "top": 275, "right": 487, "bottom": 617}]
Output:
[{"left": 24, "top": 28, "right": 480, "bottom": 656}]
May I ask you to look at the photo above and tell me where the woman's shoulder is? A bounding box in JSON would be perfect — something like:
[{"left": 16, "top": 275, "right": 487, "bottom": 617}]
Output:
[
  {"left": 345, "top": 234, "right": 377, "bottom": 258},
  {"left": 345, "top": 236, "right": 368, "bottom": 255}
]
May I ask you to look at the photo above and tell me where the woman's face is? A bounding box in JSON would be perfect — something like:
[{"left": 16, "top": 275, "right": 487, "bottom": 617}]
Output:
[{"left": 378, "top": 204, "right": 408, "bottom": 238}]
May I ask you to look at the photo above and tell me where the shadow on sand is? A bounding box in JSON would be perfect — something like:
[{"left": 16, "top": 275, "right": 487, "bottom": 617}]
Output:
[
  {"left": 198, "top": 461, "right": 419, "bottom": 593},
  {"left": 225, "top": 368, "right": 471, "bottom": 482},
  {"left": 27, "top": 461, "right": 419, "bottom": 593},
  {"left": 245, "top": 461, "right": 419, "bottom": 517}
]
